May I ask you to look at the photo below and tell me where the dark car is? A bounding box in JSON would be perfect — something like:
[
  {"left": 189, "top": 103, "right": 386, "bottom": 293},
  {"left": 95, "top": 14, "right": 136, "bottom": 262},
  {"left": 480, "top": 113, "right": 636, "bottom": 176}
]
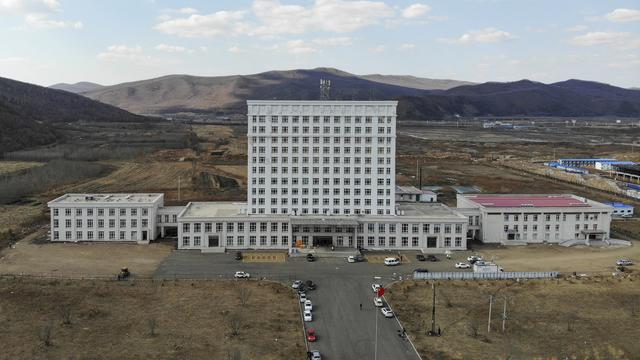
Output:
[
  {"left": 235, "top": 252, "right": 242, "bottom": 260},
  {"left": 426, "top": 255, "right": 439, "bottom": 262},
  {"left": 414, "top": 268, "right": 429, "bottom": 273},
  {"left": 305, "top": 280, "right": 316, "bottom": 290},
  {"left": 306, "top": 254, "right": 316, "bottom": 262},
  {"left": 416, "top": 254, "right": 426, "bottom": 261}
]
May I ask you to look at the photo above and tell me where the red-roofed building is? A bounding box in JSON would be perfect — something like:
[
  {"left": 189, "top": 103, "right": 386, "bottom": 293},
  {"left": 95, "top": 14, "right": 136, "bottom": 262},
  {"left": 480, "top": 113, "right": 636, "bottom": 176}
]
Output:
[{"left": 456, "top": 194, "right": 613, "bottom": 245}]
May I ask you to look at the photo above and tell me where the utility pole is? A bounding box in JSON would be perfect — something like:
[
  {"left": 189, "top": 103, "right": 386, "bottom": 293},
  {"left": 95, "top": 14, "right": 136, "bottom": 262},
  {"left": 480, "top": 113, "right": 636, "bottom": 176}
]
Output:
[
  {"left": 430, "top": 282, "right": 436, "bottom": 335},
  {"left": 178, "top": 177, "right": 181, "bottom": 201},
  {"left": 487, "top": 295, "right": 493, "bottom": 333},
  {"left": 374, "top": 300, "right": 379, "bottom": 360},
  {"left": 502, "top": 296, "right": 508, "bottom": 332}
]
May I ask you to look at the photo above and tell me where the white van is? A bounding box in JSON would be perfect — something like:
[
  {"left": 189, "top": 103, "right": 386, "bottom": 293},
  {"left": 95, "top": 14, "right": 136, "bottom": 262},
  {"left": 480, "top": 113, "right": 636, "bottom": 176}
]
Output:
[{"left": 384, "top": 257, "right": 400, "bottom": 266}]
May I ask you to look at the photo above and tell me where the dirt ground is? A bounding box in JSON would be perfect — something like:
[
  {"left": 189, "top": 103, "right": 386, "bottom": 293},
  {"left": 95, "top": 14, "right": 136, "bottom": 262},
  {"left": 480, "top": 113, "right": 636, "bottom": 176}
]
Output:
[
  {"left": 387, "top": 276, "right": 640, "bottom": 360},
  {"left": 0, "top": 231, "right": 173, "bottom": 277},
  {"left": 469, "top": 242, "right": 640, "bottom": 274},
  {"left": 0, "top": 160, "right": 44, "bottom": 175},
  {"left": 0, "top": 278, "right": 305, "bottom": 360}
]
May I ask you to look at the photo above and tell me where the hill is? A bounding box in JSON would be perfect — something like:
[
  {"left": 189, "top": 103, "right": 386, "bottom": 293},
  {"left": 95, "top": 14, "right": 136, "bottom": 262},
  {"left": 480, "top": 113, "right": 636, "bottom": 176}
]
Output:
[
  {"left": 81, "top": 68, "right": 427, "bottom": 115},
  {"left": 50, "top": 81, "right": 104, "bottom": 93},
  {"left": 0, "top": 76, "right": 151, "bottom": 154},
  {"left": 360, "top": 74, "right": 474, "bottom": 90}
]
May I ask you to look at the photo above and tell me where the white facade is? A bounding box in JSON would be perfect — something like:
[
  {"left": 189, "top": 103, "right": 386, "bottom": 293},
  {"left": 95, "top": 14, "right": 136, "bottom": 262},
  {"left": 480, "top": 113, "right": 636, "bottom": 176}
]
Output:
[
  {"left": 246, "top": 100, "right": 397, "bottom": 216},
  {"left": 457, "top": 194, "right": 613, "bottom": 244},
  {"left": 48, "top": 194, "right": 163, "bottom": 243}
]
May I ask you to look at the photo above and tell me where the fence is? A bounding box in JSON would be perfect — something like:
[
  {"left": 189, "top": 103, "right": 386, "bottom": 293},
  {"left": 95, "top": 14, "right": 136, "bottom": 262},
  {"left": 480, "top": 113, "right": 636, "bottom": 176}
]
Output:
[{"left": 412, "top": 271, "right": 560, "bottom": 280}]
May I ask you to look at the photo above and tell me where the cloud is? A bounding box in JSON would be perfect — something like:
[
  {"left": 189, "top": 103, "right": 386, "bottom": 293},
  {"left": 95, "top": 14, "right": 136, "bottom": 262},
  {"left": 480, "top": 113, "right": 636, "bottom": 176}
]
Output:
[
  {"left": 399, "top": 43, "right": 415, "bottom": 50},
  {"left": 440, "top": 27, "right": 515, "bottom": 44},
  {"left": 177, "top": 7, "right": 198, "bottom": 14},
  {"left": 155, "top": 0, "right": 394, "bottom": 38},
  {"left": 608, "top": 55, "right": 640, "bottom": 69},
  {"left": 155, "top": 10, "right": 249, "bottom": 38},
  {"left": 228, "top": 45, "right": 242, "bottom": 53},
  {"left": 312, "top": 36, "right": 352, "bottom": 46},
  {"left": 368, "top": 45, "right": 385, "bottom": 53},
  {"left": 0, "top": 0, "right": 60, "bottom": 14},
  {"left": 285, "top": 39, "right": 319, "bottom": 54},
  {"left": 25, "top": 13, "right": 82, "bottom": 29},
  {"left": 154, "top": 43, "right": 194, "bottom": 53},
  {"left": 605, "top": 8, "right": 640, "bottom": 23},
  {"left": 402, "top": 3, "right": 430, "bottom": 19},
  {"left": 566, "top": 25, "right": 587, "bottom": 32},
  {"left": 97, "top": 45, "right": 145, "bottom": 62},
  {"left": 571, "top": 31, "right": 640, "bottom": 49}
]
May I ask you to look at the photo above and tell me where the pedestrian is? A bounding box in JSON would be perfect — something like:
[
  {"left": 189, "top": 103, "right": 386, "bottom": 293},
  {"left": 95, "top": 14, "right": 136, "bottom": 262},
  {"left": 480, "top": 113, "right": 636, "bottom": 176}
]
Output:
[
  {"left": 360, "top": 303, "right": 362, "bottom": 311},
  {"left": 438, "top": 326, "right": 441, "bottom": 336}
]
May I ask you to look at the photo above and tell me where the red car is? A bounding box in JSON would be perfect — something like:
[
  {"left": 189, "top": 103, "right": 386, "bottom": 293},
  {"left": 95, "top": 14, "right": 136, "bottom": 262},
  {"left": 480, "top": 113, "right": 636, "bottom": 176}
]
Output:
[{"left": 307, "top": 328, "right": 317, "bottom": 342}]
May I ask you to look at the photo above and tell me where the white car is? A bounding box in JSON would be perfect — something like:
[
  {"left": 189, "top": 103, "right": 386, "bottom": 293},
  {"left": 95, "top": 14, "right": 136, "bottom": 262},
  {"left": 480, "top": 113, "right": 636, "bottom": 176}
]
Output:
[
  {"left": 304, "top": 300, "right": 313, "bottom": 311},
  {"left": 467, "top": 255, "right": 483, "bottom": 263},
  {"left": 299, "top": 292, "right": 307, "bottom": 303},
  {"left": 380, "top": 307, "right": 394, "bottom": 318},
  {"left": 304, "top": 310, "right": 312, "bottom": 322},
  {"left": 617, "top": 259, "right": 633, "bottom": 266},
  {"left": 374, "top": 297, "right": 384, "bottom": 307},
  {"left": 310, "top": 350, "right": 321, "bottom": 360},
  {"left": 234, "top": 271, "right": 250, "bottom": 278},
  {"left": 347, "top": 255, "right": 356, "bottom": 263},
  {"left": 384, "top": 257, "right": 400, "bottom": 266},
  {"left": 371, "top": 283, "right": 382, "bottom": 293},
  {"left": 455, "top": 262, "right": 471, "bottom": 269},
  {"left": 292, "top": 280, "right": 302, "bottom": 289}
]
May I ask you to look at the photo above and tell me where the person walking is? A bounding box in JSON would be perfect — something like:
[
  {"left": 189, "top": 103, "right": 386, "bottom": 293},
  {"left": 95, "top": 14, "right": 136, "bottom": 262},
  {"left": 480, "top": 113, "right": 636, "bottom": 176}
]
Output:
[{"left": 360, "top": 303, "right": 363, "bottom": 311}]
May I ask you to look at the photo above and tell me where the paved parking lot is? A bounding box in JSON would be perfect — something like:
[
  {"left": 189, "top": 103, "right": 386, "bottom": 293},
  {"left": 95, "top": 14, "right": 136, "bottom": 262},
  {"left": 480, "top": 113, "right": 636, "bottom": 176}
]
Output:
[{"left": 154, "top": 251, "right": 457, "bottom": 359}]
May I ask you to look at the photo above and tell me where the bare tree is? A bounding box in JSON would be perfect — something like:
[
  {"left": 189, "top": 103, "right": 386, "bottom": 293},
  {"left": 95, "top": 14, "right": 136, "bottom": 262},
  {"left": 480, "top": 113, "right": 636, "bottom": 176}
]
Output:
[
  {"left": 468, "top": 319, "right": 480, "bottom": 338},
  {"left": 225, "top": 312, "right": 245, "bottom": 337},
  {"left": 60, "top": 304, "right": 72, "bottom": 325},
  {"left": 148, "top": 319, "right": 158, "bottom": 337},
  {"left": 39, "top": 322, "right": 53, "bottom": 347},
  {"left": 566, "top": 314, "right": 578, "bottom": 332},
  {"left": 237, "top": 287, "right": 251, "bottom": 307}
]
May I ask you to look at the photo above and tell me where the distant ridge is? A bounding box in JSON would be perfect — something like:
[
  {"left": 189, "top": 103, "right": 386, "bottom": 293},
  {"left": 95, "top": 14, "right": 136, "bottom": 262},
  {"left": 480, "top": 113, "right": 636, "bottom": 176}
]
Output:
[
  {"left": 50, "top": 81, "right": 104, "bottom": 94},
  {"left": 360, "top": 74, "right": 474, "bottom": 90}
]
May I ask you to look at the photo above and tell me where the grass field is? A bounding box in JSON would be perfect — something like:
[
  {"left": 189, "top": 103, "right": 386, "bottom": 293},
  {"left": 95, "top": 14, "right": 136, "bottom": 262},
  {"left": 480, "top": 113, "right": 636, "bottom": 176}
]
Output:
[
  {"left": 0, "top": 161, "right": 44, "bottom": 175},
  {"left": 0, "top": 278, "right": 305, "bottom": 360},
  {"left": 387, "top": 276, "right": 640, "bottom": 360}
]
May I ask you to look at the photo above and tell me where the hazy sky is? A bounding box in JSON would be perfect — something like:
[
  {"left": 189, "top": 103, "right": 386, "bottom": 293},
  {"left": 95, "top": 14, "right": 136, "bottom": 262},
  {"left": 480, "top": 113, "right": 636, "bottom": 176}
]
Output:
[{"left": 1, "top": 0, "right": 639, "bottom": 87}]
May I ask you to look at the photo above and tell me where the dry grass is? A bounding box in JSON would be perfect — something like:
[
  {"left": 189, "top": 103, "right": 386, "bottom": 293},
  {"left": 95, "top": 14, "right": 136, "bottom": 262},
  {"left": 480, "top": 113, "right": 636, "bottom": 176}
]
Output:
[
  {"left": 0, "top": 204, "right": 44, "bottom": 233},
  {"left": 0, "top": 278, "right": 305, "bottom": 360},
  {"left": 242, "top": 252, "right": 287, "bottom": 263},
  {"left": 387, "top": 277, "right": 640, "bottom": 360},
  {"left": 0, "top": 161, "right": 44, "bottom": 175}
]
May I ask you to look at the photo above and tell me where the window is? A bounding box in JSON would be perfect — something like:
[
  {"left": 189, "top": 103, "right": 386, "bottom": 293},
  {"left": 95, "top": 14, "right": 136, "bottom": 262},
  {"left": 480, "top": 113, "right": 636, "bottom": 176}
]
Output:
[
  {"left": 183, "top": 223, "right": 190, "bottom": 233},
  {"left": 401, "top": 224, "right": 409, "bottom": 234},
  {"left": 389, "top": 237, "right": 396, "bottom": 246},
  {"left": 182, "top": 236, "right": 190, "bottom": 247},
  {"left": 455, "top": 237, "right": 462, "bottom": 247},
  {"left": 205, "top": 222, "right": 212, "bottom": 232},
  {"left": 226, "top": 236, "right": 233, "bottom": 246},
  {"left": 444, "top": 237, "right": 451, "bottom": 247},
  {"left": 227, "top": 222, "right": 235, "bottom": 232},
  {"left": 250, "top": 222, "right": 257, "bottom": 232},
  {"left": 412, "top": 224, "right": 419, "bottom": 234},
  {"left": 401, "top": 237, "right": 409, "bottom": 247},
  {"left": 411, "top": 237, "right": 419, "bottom": 246}
]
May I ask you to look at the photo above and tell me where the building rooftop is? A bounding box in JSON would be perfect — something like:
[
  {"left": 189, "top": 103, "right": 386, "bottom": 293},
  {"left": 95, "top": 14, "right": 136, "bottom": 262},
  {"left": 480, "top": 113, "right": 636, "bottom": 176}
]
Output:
[
  {"left": 397, "top": 203, "right": 464, "bottom": 218},
  {"left": 180, "top": 202, "right": 247, "bottom": 218},
  {"left": 603, "top": 202, "right": 633, "bottom": 208},
  {"left": 395, "top": 185, "right": 434, "bottom": 195},
  {"left": 463, "top": 194, "right": 592, "bottom": 208},
  {"left": 48, "top": 193, "right": 163, "bottom": 205}
]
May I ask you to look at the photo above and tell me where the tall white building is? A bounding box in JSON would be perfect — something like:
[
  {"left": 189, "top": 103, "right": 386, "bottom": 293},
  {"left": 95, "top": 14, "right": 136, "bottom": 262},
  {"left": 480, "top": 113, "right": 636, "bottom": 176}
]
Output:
[{"left": 246, "top": 100, "right": 397, "bottom": 216}]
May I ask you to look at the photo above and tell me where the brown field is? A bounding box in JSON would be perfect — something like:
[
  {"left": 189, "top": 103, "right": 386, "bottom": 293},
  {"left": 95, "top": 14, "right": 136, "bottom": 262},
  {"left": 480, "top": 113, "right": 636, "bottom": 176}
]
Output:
[
  {"left": 387, "top": 276, "right": 640, "bottom": 360},
  {"left": 0, "top": 231, "right": 173, "bottom": 277},
  {"left": 0, "top": 161, "right": 44, "bottom": 175},
  {"left": 0, "top": 204, "right": 45, "bottom": 233},
  {"left": 0, "top": 278, "right": 305, "bottom": 360}
]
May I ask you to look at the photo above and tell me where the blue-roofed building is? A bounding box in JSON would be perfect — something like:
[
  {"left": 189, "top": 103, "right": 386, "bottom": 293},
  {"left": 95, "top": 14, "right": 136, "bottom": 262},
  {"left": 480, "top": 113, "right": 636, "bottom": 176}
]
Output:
[
  {"left": 558, "top": 158, "right": 616, "bottom": 168},
  {"left": 603, "top": 202, "right": 634, "bottom": 218},
  {"left": 595, "top": 160, "right": 636, "bottom": 171}
]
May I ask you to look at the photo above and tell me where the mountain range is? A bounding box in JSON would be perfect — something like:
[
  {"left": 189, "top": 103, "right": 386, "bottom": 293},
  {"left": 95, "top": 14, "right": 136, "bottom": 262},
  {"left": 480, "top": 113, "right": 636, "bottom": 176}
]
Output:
[
  {"left": 65, "top": 68, "right": 640, "bottom": 118},
  {"left": 0, "top": 76, "right": 150, "bottom": 154},
  {"left": 50, "top": 81, "right": 104, "bottom": 94}
]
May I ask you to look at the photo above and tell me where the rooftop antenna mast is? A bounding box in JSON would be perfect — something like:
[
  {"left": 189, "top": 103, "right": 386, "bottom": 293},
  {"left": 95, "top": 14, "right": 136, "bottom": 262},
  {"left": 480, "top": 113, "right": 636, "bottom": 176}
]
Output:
[{"left": 320, "top": 78, "right": 331, "bottom": 100}]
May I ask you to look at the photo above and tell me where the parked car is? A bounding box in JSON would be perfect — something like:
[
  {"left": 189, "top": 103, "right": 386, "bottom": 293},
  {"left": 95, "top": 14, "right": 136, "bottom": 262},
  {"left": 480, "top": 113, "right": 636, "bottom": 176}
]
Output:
[
  {"left": 348, "top": 255, "right": 364, "bottom": 263},
  {"left": 310, "top": 350, "right": 321, "bottom": 360},
  {"left": 455, "top": 262, "right": 471, "bottom": 269},
  {"left": 426, "top": 254, "right": 439, "bottom": 262},
  {"left": 381, "top": 307, "right": 394, "bottom": 318},
  {"left": 414, "top": 268, "right": 429, "bottom": 273},
  {"left": 416, "top": 254, "right": 426, "bottom": 261},
  {"left": 234, "top": 271, "right": 250, "bottom": 278},
  {"left": 371, "top": 283, "right": 382, "bottom": 293},
  {"left": 374, "top": 297, "right": 384, "bottom": 307},
  {"left": 292, "top": 280, "right": 302, "bottom": 289},
  {"left": 384, "top": 257, "right": 400, "bottom": 266},
  {"left": 617, "top": 259, "right": 634, "bottom": 266},
  {"left": 304, "top": 310, "right": 313, "bottom": 322},
  {"left": 234, "top": 251, "right": 242, "bottom": 260},
  {"left": 304, "top": 300, "right": 313, "bottom": 311},
  {"left": 306, "top": 253, "right": 316, "bottom": 262},
  {"left": 306, "top": 328, "right": 317, "bottom": 342},
  {"left": 305, "top": 280, "right": 316, "bottom": 290},
  {"left": 467, "top": 255, "right": 483, "bottom": 264},
  {"left": 299, "top": 292, "right": 307, "bottom": 303}
]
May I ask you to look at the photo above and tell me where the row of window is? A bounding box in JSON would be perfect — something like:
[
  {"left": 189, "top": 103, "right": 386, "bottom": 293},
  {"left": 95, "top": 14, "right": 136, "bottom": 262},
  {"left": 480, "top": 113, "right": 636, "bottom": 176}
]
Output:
[
  {"left": 53, "top": 218, "right": 148, "bottom": 229},
  {"left": 251, "top": 187, "right": 392, "bottom": 197},
  {"left": 250, "top": 166, "right": 393, "bottom": 176},
  {"left": 251, "top": 155, "right": 392, "bottom": 165},
  {"left": 249, "top": 126, "right": 393, "bottom": 135},
  {"left": 53, "top": 207, "right": 149, "bottom": 217},
  {"left": 251, "top": 198, "right": 392, "bottom": 207},
  {"left": 250, "top": 144, "right": 393, "bottom": 154},
  {"left": 181, "top": 235, "right": 290, "bottom": 247},
  {"left": 53, "top": 230, "right": 138, "bottom": 241},
  {"left": 502, "top": 213, "right": 601, "bottom": 222},
  {"left": 505, "top": 224, "right": 598, "bottom": 232},
  {"left": 250, "top": 115, "right": 393, "bottom": 124},
  {"left": 249, "top": 208, "right": 392, "bottom": 215},
  {"left": 250, "top": 137, "right": 393, "bottom": 147},
  {"left": 157, "top": 214, "right": 178, "bottom": 223},
  {"left": 250, "top": 177, "right": 391, "bottom": 186},
  {"left": 182, "top": 221, "right": 289, "bottom": 234}
]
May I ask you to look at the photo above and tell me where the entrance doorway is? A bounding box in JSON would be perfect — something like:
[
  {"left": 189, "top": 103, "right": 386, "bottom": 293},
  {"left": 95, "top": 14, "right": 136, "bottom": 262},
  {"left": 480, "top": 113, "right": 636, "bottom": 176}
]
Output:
[
  {"left": 142, "top": 231, "right": 148, "bottom": 241},
  {"left": 427, "top": 237, "right": 437, "bottom": 248},
  {"left": 164, "top": 226, "right": 178, "bottom": 237},
  {"left": 208, "top": 235, "right": 219, "bottom": 247},
  {"left": 313, "top": 236, "right": 333, "bottom": 247}
]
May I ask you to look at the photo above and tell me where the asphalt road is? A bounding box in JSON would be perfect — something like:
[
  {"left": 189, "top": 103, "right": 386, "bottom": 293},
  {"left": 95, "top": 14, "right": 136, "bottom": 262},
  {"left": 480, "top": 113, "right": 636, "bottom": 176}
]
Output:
[{"left": 153, "top": 251, "right": 445, "bottom": 359}]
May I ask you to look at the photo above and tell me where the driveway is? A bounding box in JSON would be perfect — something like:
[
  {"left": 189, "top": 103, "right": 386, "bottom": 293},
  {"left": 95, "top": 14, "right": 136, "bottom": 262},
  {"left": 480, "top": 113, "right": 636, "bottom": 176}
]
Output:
[{"left": 154, "top": 251, "right": 425, "bottom": 359}]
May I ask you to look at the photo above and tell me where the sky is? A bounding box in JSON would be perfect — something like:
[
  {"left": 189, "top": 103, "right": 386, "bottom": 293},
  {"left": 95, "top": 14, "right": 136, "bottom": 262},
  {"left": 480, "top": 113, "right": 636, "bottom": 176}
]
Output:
[{"left": 0, "top": 0, "right": 639, "bottom": 88}]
